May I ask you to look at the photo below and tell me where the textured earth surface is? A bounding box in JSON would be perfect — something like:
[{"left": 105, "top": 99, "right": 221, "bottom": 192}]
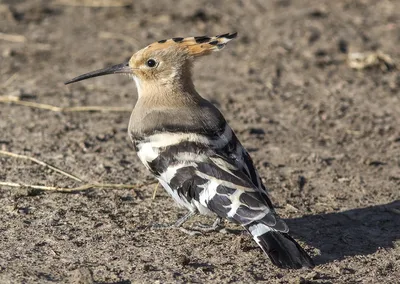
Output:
[{"left": 1, "top": 0, "right": 399, "bottom": 283}]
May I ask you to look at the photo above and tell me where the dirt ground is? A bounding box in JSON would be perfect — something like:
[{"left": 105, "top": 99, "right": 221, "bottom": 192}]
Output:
[{"left": 1, "top": 0, "right": 399, "bottom": 283}]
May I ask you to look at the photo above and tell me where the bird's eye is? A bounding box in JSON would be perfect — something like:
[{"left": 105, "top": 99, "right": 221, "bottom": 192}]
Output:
[{"left": 146, "top": 59, "right": 157, "bottom": 68}]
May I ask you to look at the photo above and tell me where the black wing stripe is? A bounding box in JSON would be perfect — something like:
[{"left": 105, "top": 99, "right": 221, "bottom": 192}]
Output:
[
  {"left": 239, "top": 191, "right": 269, "bottom": 209},
  {"left": 134, "top": 119, "right": 227, "bottom": 140},
  {"left": 217, "top": 132, "right": 263, "bottom": 191},
  {"left": 148, "top": 141, "right": 210, "bottom": 175},
  {"left": 196, "top": 162, "right": 251, "bottom": 188},
  {"left": 234, "top": 206, "right": 271, "bottom": 224},
  {"left": 207, "top": 193, "right": 232, "bottom": 219},
  {"left": 242, "top": 151, "right": 261, "bottom": 187},
  {"left": 216, "top": 185, "right": 236, "bottom": 196},
  {"left": 141, "top": 124, "right": 232, "bottom": 176},
  {"left": 173, "top": 168, "right": 209, "bottom": 202}
]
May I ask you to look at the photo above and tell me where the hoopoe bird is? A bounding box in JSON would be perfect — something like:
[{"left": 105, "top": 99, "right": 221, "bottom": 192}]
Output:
[{"left": 65, "top": 32, "right": 314, "bottom": 269}]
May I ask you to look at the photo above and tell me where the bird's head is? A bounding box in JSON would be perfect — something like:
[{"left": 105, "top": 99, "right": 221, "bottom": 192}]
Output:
[{"left": 65, "top": 33, "right": 237, "bottom": 95}]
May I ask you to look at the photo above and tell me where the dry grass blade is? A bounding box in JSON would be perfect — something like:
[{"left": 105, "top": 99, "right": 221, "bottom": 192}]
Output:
[
  {"left": 54, "top": 0, "right": 131, "bottom": 7},
  {"left": 64, "top": 106, "right": 132, "bottom": 112},
  {"left": 0, "top": 32, "right": 26, "bottom": 43},
  {"left": 152, "top": 183, "right": 159, "bottom": 200},
  {"left": 0, "top": 96, "right": 62, "bottom": 111},
  {"left": 0, "top": 96, "right": 131, "bottom": 112},
  {"left": 0, "top": 150, "right": 157, "bottom": 192},
  {"left": 0, "top": 181, "right": 147, "bottom": 192},
  {"left": 0, "top": 150, "right": 83, "bottom": 182},
  {"left": 1, "top": 73, "right": 19, "bottom": 88}
]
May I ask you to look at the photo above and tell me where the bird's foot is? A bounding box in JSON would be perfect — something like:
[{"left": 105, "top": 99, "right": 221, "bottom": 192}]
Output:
[
  {"left": 176, "top": 227, "right": 203, "bottom": 236},
  {"left": 149, "top": 213, "right": 238, "bottom": 236},
  {"left": 193, "top": 218, "right": 244, "bottom": 235},
  {"left": 150, "top": 222, "right": 172, "bottom": 230},
  {"left": 191, "top": 217, "right": 224, "bottom": 233},
  {"left": 150, "top": 211, "right": 203, "bottom": 235},
  {"left": 149, "top": 211, "right": 196, "bottom": 230},
  {"left": 150, "top": 222, "right": 203, "bottom": 236}
]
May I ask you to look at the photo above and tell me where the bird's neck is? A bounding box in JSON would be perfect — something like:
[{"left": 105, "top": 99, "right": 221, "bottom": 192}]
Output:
[
  {"left": 129, "top": 75, "right": 225, "bottom": 140},
  {"left": 134, "top": 76, "right": 201, "bottom": 108}
]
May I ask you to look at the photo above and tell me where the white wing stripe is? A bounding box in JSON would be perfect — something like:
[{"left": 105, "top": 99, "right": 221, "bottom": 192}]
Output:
[
  {"left": 194, "top": 170, "right": 254, "bottom": 192},
  {"left": 143, "top": 124, "right": 232, "bottom": 149}
]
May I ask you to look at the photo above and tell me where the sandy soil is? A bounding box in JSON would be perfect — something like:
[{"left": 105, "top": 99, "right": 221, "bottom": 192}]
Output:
[{"left": 1, "top": 0, "right": 399, "bottom": 283}]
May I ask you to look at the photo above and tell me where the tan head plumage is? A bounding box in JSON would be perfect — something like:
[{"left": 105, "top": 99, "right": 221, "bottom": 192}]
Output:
[{"left": 65, "top": 32, "right": 237, "bottom": 86}]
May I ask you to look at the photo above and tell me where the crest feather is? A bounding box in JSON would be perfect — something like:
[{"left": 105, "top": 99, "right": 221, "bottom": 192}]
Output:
[{"left": 144, "top": 32, "right": 238, "bottom": 57}]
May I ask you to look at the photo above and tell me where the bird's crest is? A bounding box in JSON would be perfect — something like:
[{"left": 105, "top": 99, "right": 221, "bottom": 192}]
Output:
[{"left": 144, "top": 32, "right": 237, "bottom": 57}]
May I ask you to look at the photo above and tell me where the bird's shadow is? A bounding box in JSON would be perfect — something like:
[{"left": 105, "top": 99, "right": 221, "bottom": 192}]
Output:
[{"left": 285, "top": 200, "right": 400, "bottom": 265}]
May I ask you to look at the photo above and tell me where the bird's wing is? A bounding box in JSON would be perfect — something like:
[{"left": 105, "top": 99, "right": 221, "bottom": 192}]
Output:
[
  {"left": 139, "top": 125, "right": 288, "bottom": 232},
  {"left": 217, "top": 130, "right": 272, "bottom": 200}
]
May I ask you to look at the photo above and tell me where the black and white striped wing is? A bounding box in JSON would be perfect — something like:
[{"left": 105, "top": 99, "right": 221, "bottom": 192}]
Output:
[
  {"left": 181, "top": 154, "right": 287, "bottom": 231},
  {"left": 218, "top": 131, "right": 273, "bottom": 206},
  {"left": 135, "top": 125, "right": 288, "bottom": 231}
]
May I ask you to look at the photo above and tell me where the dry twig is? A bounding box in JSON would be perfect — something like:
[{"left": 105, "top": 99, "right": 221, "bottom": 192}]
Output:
[
  {"left": 1, "top": 73, "right": 19, "bottom": 88},
  {"left": 0, "top": 150, "right": 83, "bottom": 182},
  {"left": 0, "top": 181, "right": 144, "bottom": 192},
  {"left": 0, "top": 96, "right": 131, "bottom": 112},
  {"left": 0, "top": 32, "right": 26, "bottom": 43},
  {"left": 152, "top": 183, "right": 159, "bottom": 200},
  {"left": 54, "top": 0, "right": 131, "bottom": 7},
  {"left": 0, "top": 150, "right": 157, "bottom": 193}
]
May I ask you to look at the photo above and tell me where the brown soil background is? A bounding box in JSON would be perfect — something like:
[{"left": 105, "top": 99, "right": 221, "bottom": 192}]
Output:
[{"left": 1, "top": 0, "right": 399, "bottom": 283}]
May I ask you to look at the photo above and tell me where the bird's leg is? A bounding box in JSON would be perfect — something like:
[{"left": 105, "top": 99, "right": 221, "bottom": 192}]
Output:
[
  {"left": 151, "top": 211, "right": 202, "bottom": 236},
  {"left": 151, "top": 212, "right": 227, "bottom": 236},
  {"left": 174, "top": 211, "right": 197, "bottom": 227},
  {"left": 175, "top": 211, "right": 208, "bottom": 236},
  {"left": 192, "top": 217, "right": 223, "bottom": 232},
  {"left": 151, "top": 211, "right": 195, "bottom": 229}
]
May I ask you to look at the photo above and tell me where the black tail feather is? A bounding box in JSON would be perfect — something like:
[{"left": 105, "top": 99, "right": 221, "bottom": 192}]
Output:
[{"left": 256, "top": 231, "right": 315, "bottom": 269}]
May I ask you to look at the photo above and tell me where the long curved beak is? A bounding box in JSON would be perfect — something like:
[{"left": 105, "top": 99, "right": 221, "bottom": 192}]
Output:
[{"left": 64, "top": 62, "right": 132, "bottom": 85}]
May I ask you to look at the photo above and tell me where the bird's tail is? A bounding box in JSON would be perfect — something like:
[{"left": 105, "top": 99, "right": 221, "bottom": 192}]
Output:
[{"left": 246, "top": 223, "right": 315, "bottom": 269}]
